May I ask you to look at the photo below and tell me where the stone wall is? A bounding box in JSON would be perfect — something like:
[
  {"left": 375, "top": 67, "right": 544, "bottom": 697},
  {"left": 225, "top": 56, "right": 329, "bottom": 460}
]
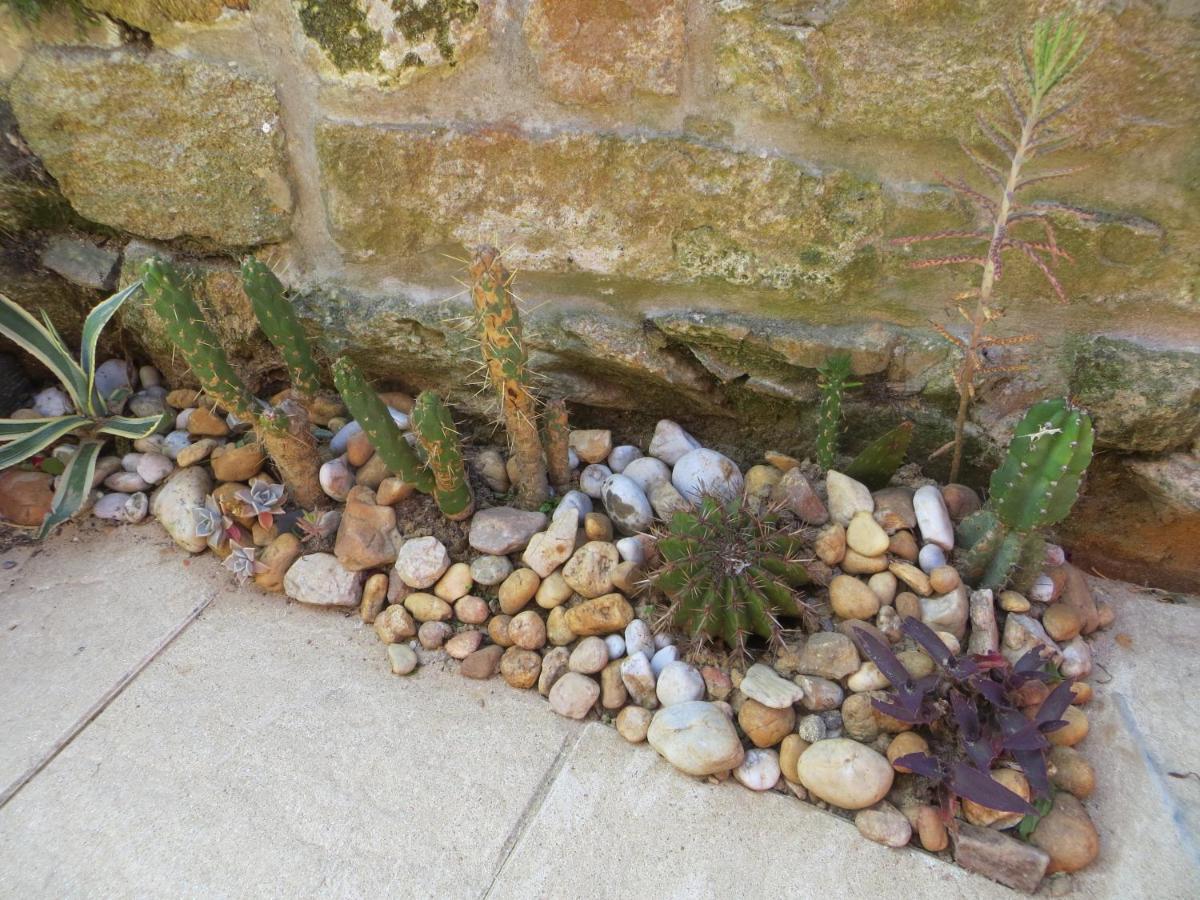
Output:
[{"left": 0, "top": 0, "right": 1198, "bottom": 588}]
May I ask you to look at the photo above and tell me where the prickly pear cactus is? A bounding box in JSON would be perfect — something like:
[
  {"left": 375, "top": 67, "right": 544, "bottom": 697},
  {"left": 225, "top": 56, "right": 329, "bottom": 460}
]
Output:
[
  {"left": 542, "top": 398, "right": 571, "bottom": 490},
  {"left": 141, "top": 258, "right": 257, "bottom": 421},
  {"left": 844, "top": 421, "right": 913, "bottom": 490},
  {"left": 814, "top": 353, "right": 861, "bottom": 470},
  {"left": 957, "top": 399, "right": 1092, "bottom": 591},
  {"left": 470, "top": 246, "right": 549, "bottom": 509},
  {"left": 651, "top": 497, "right": 815, "bottom": 657},
  {"left": 241, "top": 258, "right": 323, "bottom": 402},
  {"left": 331, "top": 358, "right": 433, "bottom": 493},
  {"left": 411, "top": 390, "right": 474, "bottom": 520}
]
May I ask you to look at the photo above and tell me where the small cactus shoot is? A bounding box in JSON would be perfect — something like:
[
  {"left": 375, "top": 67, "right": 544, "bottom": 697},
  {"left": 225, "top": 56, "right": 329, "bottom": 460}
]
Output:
[
  {"left": 411, "top": 390, "right": 474, "bottom": 520},
  {"left": 241, "top": 257, "right": 323, "bottom": 402},
  {"left": 331, "top": 357, "right": 433, "bottom": 493},
  {"left": 470, "top": 246, "right": 550, "bottom": 509},
  {"left": 844, "top": 421, "right": 914, "bottom": 490},
  {"left": 542, "top": 398, "right": 571, "bottom": 490},
  {"left": 814, "top": 353, "right": 861, "bottom": 470}
]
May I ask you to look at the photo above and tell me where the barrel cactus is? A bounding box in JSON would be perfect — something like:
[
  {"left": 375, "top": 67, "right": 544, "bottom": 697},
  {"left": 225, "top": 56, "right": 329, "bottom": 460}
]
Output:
[
  {"left": 957, "top": 399, "right": 1093, "bottom": 591},
  {"left": 650, "top": 497, "right": 815, "bottom": 657},
  {"left": 411, "top": 390, "right": 474, "bottom": 520}
]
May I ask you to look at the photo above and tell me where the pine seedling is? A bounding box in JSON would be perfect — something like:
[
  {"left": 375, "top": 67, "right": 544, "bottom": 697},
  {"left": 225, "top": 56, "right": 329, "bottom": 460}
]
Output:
[{"left": 892, "top": 16, "right": 1092, "bottom": 482}]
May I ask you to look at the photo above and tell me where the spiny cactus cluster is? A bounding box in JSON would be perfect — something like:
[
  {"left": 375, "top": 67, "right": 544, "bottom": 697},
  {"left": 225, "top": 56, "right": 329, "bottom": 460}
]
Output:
[
  {"left": 141, "top": 258, "right": 326, "bottom": 510},
  {"left": 651, "top": 497, "right": 815, "bottom": 657},
  {"left": 470, "top": 246, "right": 551, "bottom": 509},
  {"left": 957, "top": 398, "right": 1093, "bottom": 591},
  {"left": 411, "top": 390, "right": 474, "bottom": 520},
  {"left": 814, "top": 352, "right": 861, "bottom": 471}
]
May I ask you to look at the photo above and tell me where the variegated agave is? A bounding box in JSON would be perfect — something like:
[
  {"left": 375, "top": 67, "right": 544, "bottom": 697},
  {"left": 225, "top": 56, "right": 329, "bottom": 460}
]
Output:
[
  {"left": 0, "top": 285, "right": 167, "bottom": 537},
  {"left": 224, "top": 542, "right": 265, "bottom": 586},
  {"left": 236, "top": 478, "right": 286, "bottom": 528}
]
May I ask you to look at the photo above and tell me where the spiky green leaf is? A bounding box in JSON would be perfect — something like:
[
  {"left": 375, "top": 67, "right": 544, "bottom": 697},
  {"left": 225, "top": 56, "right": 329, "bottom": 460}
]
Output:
[
  {"left": 97, "top": 413, "right": 168, "bottom": 440},
  {"left": 0, "top": 292, "right": 88, "bottom": 410},
  {"left": 0, "top": 415, "right": 90, "bottom": 469},
  {"left": 81, "top": 281, "right": 142, "bottom": 414},
  {"left": 37, "top": 439, "right": 103, "bottom": 538}
]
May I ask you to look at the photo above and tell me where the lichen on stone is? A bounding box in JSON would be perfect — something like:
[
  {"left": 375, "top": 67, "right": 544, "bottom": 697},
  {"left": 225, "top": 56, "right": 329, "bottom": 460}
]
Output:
[
  {"left": 296, "top": 0, "right": 384, "bottom": 73},
  {"left": 390, "top": 0, "right": 477, "bottom": 65}
]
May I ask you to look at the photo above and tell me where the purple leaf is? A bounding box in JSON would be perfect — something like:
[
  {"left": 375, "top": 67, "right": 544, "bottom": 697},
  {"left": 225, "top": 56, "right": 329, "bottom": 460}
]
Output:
[
  {"left": 895, "top": 752, "right": 943, "bottom": 779},
  {"left": 855, "top": 629, "right": 913, "bottom": 690},
  {"left": 1013, "top": 748, "right": 1052, "bottom": 799},
  {"left": 948, "top": 763, "right": 1037, "bottom": 816},
  {"left": 1034, "top": 679, "right": 1076, "bottom": 732},
  {"left": 902, "top": 617, "right": 954, "bottom": 668}
]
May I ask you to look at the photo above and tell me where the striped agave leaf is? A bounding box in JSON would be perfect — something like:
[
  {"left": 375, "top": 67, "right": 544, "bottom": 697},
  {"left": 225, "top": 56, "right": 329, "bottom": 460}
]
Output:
[
  {"left": 0, "top": 293, "right": 89, "bottom": 411},
  {"left": 37, "top": 438, "right": 104, "bottom": 538},
  {"left": 80, "top": 281, "right": 142, "bottom": 415},
  {"left": 0, "top": 415, "right": 91, "bottom": 469},
  {"left": 97, "top": 413, "right": 167, "bottom": 440}
]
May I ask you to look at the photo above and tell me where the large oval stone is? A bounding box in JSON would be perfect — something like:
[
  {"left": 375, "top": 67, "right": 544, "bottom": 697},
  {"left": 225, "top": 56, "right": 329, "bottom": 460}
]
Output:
[
  {"left": 796, "top": 738, "right": 894, "bottom": 810},
  {"left": 647, "top": 700, "right": 745, "bottom": 776}
]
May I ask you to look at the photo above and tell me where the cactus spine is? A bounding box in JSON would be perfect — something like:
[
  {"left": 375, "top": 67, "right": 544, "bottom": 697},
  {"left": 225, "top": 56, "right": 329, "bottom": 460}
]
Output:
[
  {"left": 331, "top": 358, "right": 433, "bottom": 493},
  {"left": 411, "top": 391, "right": 474, "bottom": 520},
  {"left": 814, "top": 353, "right": 861, "bottom": 470},
  {"left": 140, "top": 258, "right": 324, "bottom": 509},
  {"left": 241, "top": 258, "right": 322, "bottom": 401},
  {"left": 470, "top": 246, "right": 550, "bottom": 509},
  {"left": 957, "top": 399, "right": 1093, "bottom": 591},
  {"left": 542, "top": 398, "right": 571, "bottom": 490},
  {"left": 843, "top": 421, "right": 913, "bottom": 490}
]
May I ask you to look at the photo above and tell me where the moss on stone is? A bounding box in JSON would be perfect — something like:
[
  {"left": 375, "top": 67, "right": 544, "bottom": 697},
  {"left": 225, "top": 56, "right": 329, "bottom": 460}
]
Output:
[
  {"left": 391, "top": 0, "right": 476, "bottom": 64},
  {"left": 296, "top": 0, "right": 383, "bottom": 73}
]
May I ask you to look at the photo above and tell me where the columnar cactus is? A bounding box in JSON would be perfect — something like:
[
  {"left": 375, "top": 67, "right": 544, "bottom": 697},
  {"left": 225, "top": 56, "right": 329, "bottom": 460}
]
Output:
[
  {"left": 241, "top": 258, "right": 323, "bottom": 401},
  {"left": 844, "top": 421, "right": 913, "bottom": 490},
  {"left": 470, "top": 246, "right": 549, "bottom": 509},
  {"left": 542, "top": 398, "right": 571, "bottom": 490},
  {"left": 141, "top": 258, "right": 325, "bottom": 509},
  {"left": 331, "top": 358, "right": 433, "bottom": 493},
  {"left": 411, "top": 390, "right": 474, "bottom": 520},
  {"left": 814, "top": 353, "right": 861, "bottom": 470},
  {"left": 651, "top": 498, "right": 815, "bottom": 657},
  {"left": 957, "top": 399, "right": 1093, "bottom": 591}
]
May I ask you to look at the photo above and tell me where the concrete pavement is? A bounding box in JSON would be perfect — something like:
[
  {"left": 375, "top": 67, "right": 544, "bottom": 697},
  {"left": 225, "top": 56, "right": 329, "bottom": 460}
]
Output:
[{"left": 1, "top": 525, "right": 1197, "bottom": 898}]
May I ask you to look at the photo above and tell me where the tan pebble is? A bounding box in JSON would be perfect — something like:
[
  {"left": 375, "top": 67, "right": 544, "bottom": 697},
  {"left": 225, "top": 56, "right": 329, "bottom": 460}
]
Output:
[
  {"left": 487, "top": 614, "right": 514, "bottom": 648},
  {"left": 615, "top": 706, "right": 652, "bottom": 742},
  {"left": 376, "top": 477, "right": 415, "bottom": 505},
  {"left": 1030, "top": 792, "right": 1100, "bottom": 874},
  {"left": 445, "top": 630, "right": 484, "bottom": 659},
  {"left": 1097, "top": 601, "right": 1116, "bottom": 629},
  {"left": 403, "top": 592, "right": 453, "bottom": 622},
  {"left": 886, "top": 732, "right": 929, "bottom": 771},
  {"left": 814, "top": 523, "right": 846, "bottom": 567},
  {"left": 418, "top": 620, "right": 453, "bottom": 650},
  {"left": 830, "top": 574, "right": 881, "bottom": 620},
  {"left": 563, "top": 593, "right": 634, "bottom": 636},
  {"left": 841, "top": 549, "right": 889, "bottom": 575},
  {"left": 166, "top": 388, "right": 203, "bottom": 409},
  {"left": 546, "top": 605, "right": 576, "bottom": 646},
  {"left": 928, "top": 565, "right": 960, "bottom": 594},
  {"left": 1043, "top": 603, "right": 1083, "bottom": 642},
  {"left": 535, "top": 571, "right": 573, "bottom": 609},
  {"left": 611, "top": 560, "right": 643, "bottom": 596},
  {"left": 1049, "top": 745, "right": 1096, "bottom": 799},
  {"left": 846, "top": 510, "right": 890, "bottom": 557},
  {"left": 433, "top": 562, "right": 474, "bottom": 602},
  {"left": 461, "top": 644, "right": 504, "bottom": 679},
  {"left": 738, "top": 699, "right": 795, "bottom": 749},
  {"left": 764, "top": 451, "right": 800, "bottom": 472},
  {"left": 454, "top": 595, "right": 490, "bottom": 625},
  {"left": 962, "top": 769, "right": 1030, "bottom": 829},
  {"left": 373, "top": 605, "right": 416, "bottom": 644},
  {"left": 346, "top": 429, "right": 374, "bottom": 467},
  {"left": 359, "top": 572, "right": 389, "bottom": 624},
  {"left": 500, "top": 646, "right": 542, "bottom": 689},
  {"left": 779, "top": 734, "right": 810, "bottom": 783},
  {"left": 1048, "top": 706, "right": 1089, "bottom": 746},
  {"left": 867, "top": 571, "right": 897, "bottom": 605},
  {"left": 186, "top": 405, "right": 228, "bottom": 437},
  {"left": 600, "top": 659, "right": 628, "bottom": 710},
  {"left": 896, "top": 650, "right": 935, "bottom": 680},
  {"left": 889, "top": 561, "right": 931, "bottom": 596},
  {"left": 583, "top": 512, "right": 613, "bottom": 542},
  {"left": 999, "top": 590, "right": 1031, "bottom": 613},
  {"left": 894, "top": 592, "right": 922, "bottom": 621},
  {"left": 1070, "top": 681, "right": 1092, "bottom": 705},
  {"left": 888, "top": 530, "right": 919, "bottom": 561},
  {"left": 915, "top": 805, "right": 949, "bottom": 852},
  {"left": 499, "top": 568, "right": 541, "bottom": 615}
]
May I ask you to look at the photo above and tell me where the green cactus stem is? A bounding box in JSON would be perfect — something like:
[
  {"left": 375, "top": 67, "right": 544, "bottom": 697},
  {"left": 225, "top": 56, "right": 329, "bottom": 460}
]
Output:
[
  {"left": 141, "top": 258, "right": 257, "bottom": 421},
  {"left": 241, "top": 258, "right": 322, "bottom": 400},
  {"left": 542, "top": 398, "right": 571, "bottom": 490},
  {"left": 331, "top": 358, "right": 433, "bottom": 493},
  {"left": 844, "top": 421, "right": 914, "bottom": 490},
  {"left": 814, "top": 353, "right": 861, "bottom": 470},
  {"left": 470, "top": 246, "right": 549, "bottom": 509},
  {"left": 651, "top": 497, "right": 815, "bottom": 657},
  {"left": 141, "top": 257, "right": 324, "bottom": 509},
  {"left": 411, "top": 390, "right": 474, "bottom": 520},
  {"left": 956, "top": 399, "right": 1092, "bottom": 591}
]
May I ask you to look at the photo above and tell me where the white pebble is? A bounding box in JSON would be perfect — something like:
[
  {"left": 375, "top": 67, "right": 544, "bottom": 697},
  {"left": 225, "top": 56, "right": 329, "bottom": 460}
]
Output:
[
  {"left": 649, "top": 419, "right": 700, "bottom": 465},
  {"left": 734, "top": 748, "right": 781, "bottom": 792},
  {"left": 175, "top": 408, "right": 194, "bottom": 430},
  {"left": 558, "top": 490, "right": 593, "bottom": 518},
  {"left": 615, "top": 536, "right": 645, "bottom": 564},
  {"left": 650, "top": 644, "right": 678, "bottom": 676},
  {"left": 655, "top": 661, "right": 706, "bottom": 706},
  {"left": 604, "top": 634, "right": 626, "bottom": 659},
  {"left": 918, "top": 543, "right": 946, "bottom": 573},
  {"left": 567, "top": 448, "right": 580, "bottom": 470},
  {"left": 579, "top": 464, "right": 612, "bottom": 499},
  {"left": 607, "top": 445, "right": 642, "bottom": 473},
  {"left": 654, "top": 633, "right": 674, "bottom": 650},
  {"left": 913, "top": 485, "right": 954, "bottom": 552},
  {"left": 33, "top": 386, "right": 71, "bottom": 417},
  {"left": 1029, "top": 574, "right": 1055, "bottom": 604},
  {"left": 625, "top": 619, "right": 654, "bottom": 660},
  {"left": 622, "top": 456, "right": 672, "bottom": 494}
]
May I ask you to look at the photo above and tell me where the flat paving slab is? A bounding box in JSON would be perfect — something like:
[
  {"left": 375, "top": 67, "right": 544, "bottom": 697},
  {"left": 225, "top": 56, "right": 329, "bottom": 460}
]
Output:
[
  {"left": 0, "top": 526, "right": 214, "bottom": 800},
  {"left": 0, "top": 535, "right": 580, "bottom": 898}
]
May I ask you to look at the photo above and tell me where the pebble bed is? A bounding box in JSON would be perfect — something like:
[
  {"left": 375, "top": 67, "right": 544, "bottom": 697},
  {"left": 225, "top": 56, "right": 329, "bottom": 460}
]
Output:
[{"left": 6, "top": 364, "right": 1111, "bottom": 895}]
